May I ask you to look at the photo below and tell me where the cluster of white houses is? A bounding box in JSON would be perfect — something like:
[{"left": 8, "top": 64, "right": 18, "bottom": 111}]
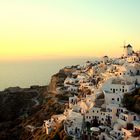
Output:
[{"left": 44, "top": 45, "right": 140, "bottom": 140}]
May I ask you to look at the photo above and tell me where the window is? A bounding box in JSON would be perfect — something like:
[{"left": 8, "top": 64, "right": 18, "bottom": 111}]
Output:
[
  {"left": 110, "top": 88, "right": 112, "bottom": 90},
  {"left": 117, "top": 98, "right": 119, "bottom": 101},
  {"left": 124, "top": 117, "right": 127, "bottom": 121},
  {"left": 116, "top": 89, "right": 118, "bottom": 91},
  {"left": 134, "top": 116, "right": 137, "bottom": 121},
  {"left": 112, "top": 98, "right": 114, "bottom": 100},
  {"left": 120, "top": 89, "right": 121, "bottom": 91},
  {"left": 93, "top": 110, "right": 94, "bottom": 113}
]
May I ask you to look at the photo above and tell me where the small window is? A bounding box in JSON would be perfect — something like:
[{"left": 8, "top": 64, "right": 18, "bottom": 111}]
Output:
[
  {"left": 112, "top": 98, "right": 114, "bottom": 100},
  {"left": 116, "top": 89, "right": 118, "bottom": 91},
  {"left": 117, "top": 98, "right": 119, "bottom": 101},
  {"left": 134, "top": 116, "right": 137, "bottom": 121}
]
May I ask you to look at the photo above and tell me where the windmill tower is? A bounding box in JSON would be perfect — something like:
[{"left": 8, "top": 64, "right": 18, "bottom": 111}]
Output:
[
  {"left": 123, "top": 44, "right": 133, "bottom": 57},
  {"left": 121, "top": 42, "right": 133, "bottom": 57}
]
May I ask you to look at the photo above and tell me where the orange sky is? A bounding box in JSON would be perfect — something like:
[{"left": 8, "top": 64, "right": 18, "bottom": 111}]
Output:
[{"left": 0, "top": 0, "right": 140, "bottom": 61}]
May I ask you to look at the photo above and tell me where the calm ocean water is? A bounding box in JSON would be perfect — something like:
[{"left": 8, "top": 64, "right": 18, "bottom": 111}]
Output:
[{"left": 0, "top": 58, "right": 94, "bottom": 91}]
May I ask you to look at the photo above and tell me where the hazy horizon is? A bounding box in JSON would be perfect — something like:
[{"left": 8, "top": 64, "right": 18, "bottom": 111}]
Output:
[
  {"left": 0, "top": 57, "right": 96, "bottom": 91},
  {"left": 0, "top": 0, "right": 140, "bottom": 90}
]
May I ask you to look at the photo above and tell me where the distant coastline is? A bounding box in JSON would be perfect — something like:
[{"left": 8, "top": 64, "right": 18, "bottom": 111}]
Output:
[{"left": 0, "top": 57, "right": 95, "bottom": 91}]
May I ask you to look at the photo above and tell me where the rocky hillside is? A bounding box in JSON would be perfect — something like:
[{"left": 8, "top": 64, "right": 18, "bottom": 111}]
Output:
[
  {"left": 0, "top": 67, "right": 75, "bottom": 140},
  {"left": 0, "top": 85, "right": 70, "bottom": 140},
  {"left": 48, "top": 67, "right": 77, "bottom": 94},
  {"left": 0, "top": 86, "right": 47, "bottom": 140}
]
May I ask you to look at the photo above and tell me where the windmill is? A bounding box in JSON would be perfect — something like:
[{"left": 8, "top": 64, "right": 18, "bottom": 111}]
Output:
[{"left": 120, "top": 41, "right": 133, "bottom": 57}]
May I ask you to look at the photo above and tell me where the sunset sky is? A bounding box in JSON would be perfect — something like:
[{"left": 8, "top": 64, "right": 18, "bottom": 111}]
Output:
[{"left": 0, "top": 0, "right": 140, "bottom": 61}]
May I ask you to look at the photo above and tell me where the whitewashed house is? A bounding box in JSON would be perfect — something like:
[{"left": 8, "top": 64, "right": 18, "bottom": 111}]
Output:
[
  {"left": 44, "top": 114, "right": 66, "bottom": 135},
  {"left": 118, "top": 112, "right": 138, "bottom": 128},
  {"left": 64, "top": 111, "right": 83, "bottom": 137},
  {"left": 102, "top": 56, "right": 109, "bottom": 64},
  {"left": 102, "top": 77, "right": 135, "bottom": 105}
]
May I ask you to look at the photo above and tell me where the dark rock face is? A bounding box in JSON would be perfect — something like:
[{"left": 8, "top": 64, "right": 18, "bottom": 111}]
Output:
[
  {"left": 0, "top": 84, "right": 68, "bottom": 139},
  {"left": 0, "top": 90, "right": 38, "bottom": 122},
  {"left": 0, "top": 86, "right": 48, "bottom": 140}
]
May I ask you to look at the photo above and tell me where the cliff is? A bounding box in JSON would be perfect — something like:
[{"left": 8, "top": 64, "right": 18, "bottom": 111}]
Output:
[
  {"left": 0, "top": 86, "right": 48, "bottom": 140},
  {"left": 0, "top": 67, "right": 72, "bottom": 140},
  {"left": 48, "top": 67, "right": 75, "bottom": 94}
]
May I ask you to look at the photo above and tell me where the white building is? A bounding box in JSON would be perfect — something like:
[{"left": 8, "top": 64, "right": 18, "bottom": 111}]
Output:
[
  {"left": 64, "top": 111, "right": 83, "bottom": 137},
  {"left": 44, "top": 114, "right": 66, "bottom": 135},
  {"left": 118, "top": 111, "right": 138, "bottom": 128},
  {"left": 102, "top": 56, "right": 109, "bottom": 64},
  {"left": 102, "top": 77, "right": 135, "bottom": 105}
]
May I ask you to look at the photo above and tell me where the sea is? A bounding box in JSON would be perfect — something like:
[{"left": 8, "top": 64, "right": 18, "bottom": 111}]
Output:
[{"left": 0, "top": 58, "right": 94, "bottom": 91}]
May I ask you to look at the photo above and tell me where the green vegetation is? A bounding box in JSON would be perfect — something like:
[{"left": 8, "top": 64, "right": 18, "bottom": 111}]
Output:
[{"left": 122, "top": 88, "right": 140, "bottom": 114}]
